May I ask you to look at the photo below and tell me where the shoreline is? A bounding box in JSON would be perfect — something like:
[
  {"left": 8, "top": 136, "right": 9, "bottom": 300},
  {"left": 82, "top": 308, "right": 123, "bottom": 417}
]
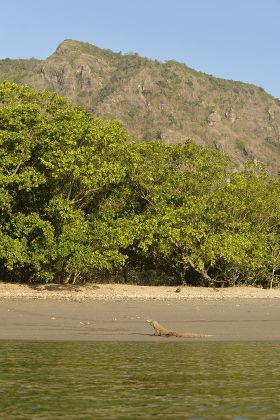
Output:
[
  {"left": 1, "top": 282, "right": 280, "bottom": 301},
  {"left": 0, "top": 282, "right": 280, "bottom": 343}
]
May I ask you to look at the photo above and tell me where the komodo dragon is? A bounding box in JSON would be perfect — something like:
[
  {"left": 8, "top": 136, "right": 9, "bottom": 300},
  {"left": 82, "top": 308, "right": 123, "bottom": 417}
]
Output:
[{"left": 147, "top": 320, "right": 211, "bottom": 338}]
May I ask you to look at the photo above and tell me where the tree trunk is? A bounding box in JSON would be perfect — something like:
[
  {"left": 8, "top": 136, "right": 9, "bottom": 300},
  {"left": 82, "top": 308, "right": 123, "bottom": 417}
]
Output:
[
  {"left": 200, "top": 266, "right": 214, "bottom": 287},
  {"left": 188, "top": 259, "right": 213, "bottom": 286},
  {"left": 123, "top": 264, "right": 128, "bottom": 283},
  {"left": 179, "top": 265, "right": 187, "bottom": 286},
  {"left": 269, "top": 267, "right": 275, "bottom": 289}
]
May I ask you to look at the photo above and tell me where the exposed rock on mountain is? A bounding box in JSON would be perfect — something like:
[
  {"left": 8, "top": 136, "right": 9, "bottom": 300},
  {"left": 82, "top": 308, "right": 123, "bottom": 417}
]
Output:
[{"left": 1, "top": 39, "right": 280, "bottom": 173}]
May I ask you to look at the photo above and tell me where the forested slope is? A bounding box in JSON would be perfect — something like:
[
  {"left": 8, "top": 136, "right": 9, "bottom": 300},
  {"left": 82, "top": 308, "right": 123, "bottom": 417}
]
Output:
[{"left": 0, "top": 40, "right": 280, "bottom": 174}]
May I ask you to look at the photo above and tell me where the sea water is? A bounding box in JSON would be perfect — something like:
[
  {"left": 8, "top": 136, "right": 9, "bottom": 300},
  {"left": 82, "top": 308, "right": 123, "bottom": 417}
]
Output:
[{"left": 0, "top": 341, "right": 279, "bottom": 419}]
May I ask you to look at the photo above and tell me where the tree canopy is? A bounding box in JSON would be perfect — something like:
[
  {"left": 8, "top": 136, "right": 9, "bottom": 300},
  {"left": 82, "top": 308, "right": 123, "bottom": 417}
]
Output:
[{"left": 0, "top": 81, "right": 280, "bottom": 287}]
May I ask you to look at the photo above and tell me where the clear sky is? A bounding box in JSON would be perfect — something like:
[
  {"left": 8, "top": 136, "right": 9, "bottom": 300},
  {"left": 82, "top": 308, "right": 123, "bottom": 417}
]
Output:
[{"left": 1, "top": 0, "right": 279, "bottom": 98}]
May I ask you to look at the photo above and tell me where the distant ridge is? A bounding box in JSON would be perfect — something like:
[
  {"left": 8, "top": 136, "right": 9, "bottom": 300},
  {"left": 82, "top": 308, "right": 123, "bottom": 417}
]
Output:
[{"left": 1, "top": 39, "right": 280, "bottom": 173}]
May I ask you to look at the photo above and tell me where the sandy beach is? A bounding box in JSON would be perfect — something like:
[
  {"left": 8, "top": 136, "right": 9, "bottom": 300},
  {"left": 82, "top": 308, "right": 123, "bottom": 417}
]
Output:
[{"left": 0, "top": 282, "right": 280, "bottom": 342}]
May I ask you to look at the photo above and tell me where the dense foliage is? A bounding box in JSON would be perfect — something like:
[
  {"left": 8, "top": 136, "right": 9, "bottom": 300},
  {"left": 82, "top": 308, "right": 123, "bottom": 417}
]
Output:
[{"left": 0, "top": 81, "right": 280, "bottom": 287}]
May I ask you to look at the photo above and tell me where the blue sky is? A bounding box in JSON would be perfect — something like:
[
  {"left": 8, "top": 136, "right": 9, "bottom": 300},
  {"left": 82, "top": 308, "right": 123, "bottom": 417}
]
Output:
[{"left": 1, "top": 0, "right": 279, "bottom": 98}]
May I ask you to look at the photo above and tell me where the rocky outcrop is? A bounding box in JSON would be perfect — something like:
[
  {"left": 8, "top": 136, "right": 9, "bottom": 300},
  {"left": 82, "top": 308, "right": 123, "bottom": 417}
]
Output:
[
  {"left": 225, "top": 107, "right": 237, "bottom": 123},
  {"left": 207, "top": 110, "right": 221, "bottom": 126}
]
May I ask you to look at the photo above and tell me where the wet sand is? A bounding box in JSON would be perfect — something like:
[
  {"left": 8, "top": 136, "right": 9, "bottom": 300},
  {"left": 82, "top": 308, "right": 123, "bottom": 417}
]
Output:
[{"left": 0, "top": 284, "right": 280, "bottom": 342}]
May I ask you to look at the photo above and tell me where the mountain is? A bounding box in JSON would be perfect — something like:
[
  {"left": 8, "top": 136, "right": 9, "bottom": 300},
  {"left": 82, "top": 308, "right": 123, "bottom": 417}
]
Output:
[{"left": 1, "top": 39, "right": 280, "bottom": 173}]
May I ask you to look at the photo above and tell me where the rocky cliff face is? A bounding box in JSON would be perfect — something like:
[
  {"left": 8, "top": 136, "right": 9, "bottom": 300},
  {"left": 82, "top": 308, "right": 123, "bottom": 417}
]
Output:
[{"left": 1, "top": 39, "right": 280, "bottom": 173}]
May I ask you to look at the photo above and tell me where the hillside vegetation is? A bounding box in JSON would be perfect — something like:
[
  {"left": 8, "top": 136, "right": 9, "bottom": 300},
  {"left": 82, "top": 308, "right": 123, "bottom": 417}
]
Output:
[
  {"left": 0, "top": 40, "right": 280, "bottom": 173},
  {"left": 0, "top": 81, "right": 280, "bottom": 287}
]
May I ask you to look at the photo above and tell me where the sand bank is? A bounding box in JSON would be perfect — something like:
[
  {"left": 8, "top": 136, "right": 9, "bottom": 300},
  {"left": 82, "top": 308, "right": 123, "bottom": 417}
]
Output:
[
  {"left": 0, "top": 283, "right": 280, "bottom": 342},
  {"left": 1, "top": 282, "right": 280, "bottom": 301}
]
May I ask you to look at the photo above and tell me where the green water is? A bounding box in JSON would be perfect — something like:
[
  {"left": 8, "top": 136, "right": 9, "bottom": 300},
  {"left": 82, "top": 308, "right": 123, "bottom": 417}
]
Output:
[{"left": 0, "top": 342, "right": 280, "bottom": 419}]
